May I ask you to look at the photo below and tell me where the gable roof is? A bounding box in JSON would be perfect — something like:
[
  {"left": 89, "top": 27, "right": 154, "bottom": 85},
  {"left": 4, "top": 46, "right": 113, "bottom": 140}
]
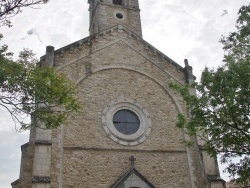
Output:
[
  {"left": 110, "top": 167, "right": 156, "bottom": 188},
  {"left": 40, "top": 24, "right": 184, "bottom": 72}
]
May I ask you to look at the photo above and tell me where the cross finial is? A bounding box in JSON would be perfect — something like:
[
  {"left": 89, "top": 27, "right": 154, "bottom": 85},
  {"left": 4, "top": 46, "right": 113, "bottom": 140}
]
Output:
[{"left": 129, "top": 156, "right": 136, "bottom": 168}]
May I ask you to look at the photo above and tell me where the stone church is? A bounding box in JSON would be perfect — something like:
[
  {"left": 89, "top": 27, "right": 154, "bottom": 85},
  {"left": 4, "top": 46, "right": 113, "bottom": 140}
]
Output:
[{"left": 12, "top": 0, "right": 225, "bottom": 187}]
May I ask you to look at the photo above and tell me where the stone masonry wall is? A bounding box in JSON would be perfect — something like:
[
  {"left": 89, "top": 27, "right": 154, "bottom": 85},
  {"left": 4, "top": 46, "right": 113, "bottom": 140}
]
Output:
[
  {"left": 62, "top": 150, "right": 191, "bottom": 188},
  {"left": 91, "top": 2, "right": 142, "bottom": 36},
  {"left": 58, "top": 67, "right": 191, "bottom": 187},
  {"left": 63, "top": 68, "right": 184, "bottom": 150},
  {"left": 48, "top": 27, "right": 206, "bottom": 187},
  {"left": 15, "top": 143, "right": 34, "bottom": 188}
]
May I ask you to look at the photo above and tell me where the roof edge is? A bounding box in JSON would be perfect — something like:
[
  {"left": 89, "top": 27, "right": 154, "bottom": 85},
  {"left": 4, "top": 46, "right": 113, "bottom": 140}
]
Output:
[
  {"left": 110, "top": 167, "right": 156, "bottom": 188},
  {"left": 40, "top": 24, "right": 184, "bottom": 71}
]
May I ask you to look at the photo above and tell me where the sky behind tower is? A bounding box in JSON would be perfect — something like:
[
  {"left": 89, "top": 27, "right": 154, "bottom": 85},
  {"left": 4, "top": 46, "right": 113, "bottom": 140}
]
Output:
[{"left": 0, "top": 0, "right": 249, "bottom": 187}]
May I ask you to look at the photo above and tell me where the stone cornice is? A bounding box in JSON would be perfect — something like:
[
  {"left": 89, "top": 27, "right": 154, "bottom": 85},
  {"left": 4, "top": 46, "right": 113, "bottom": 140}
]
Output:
[
  {"left": 35, "top": 140, "right": 52, "bottom": 145},
  {"left": 63, "top": 146, "right": 186, "bottom": 153}
]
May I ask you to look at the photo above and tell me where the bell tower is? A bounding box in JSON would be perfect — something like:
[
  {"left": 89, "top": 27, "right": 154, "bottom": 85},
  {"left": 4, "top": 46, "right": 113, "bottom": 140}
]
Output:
[{"left": 88, "top": 0, "right": 142, "bottom": 37}]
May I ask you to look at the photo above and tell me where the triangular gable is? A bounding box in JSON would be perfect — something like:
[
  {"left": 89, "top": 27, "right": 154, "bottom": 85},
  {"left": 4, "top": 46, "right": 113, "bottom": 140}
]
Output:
[
  {"left": 40, "top": 24, "right": 191, "bottom": 86},
  {"left": 40, "top": 24, "right": 183, "bottom": 72},
  {"left": 111, "top": 168, "right": 156, "bottom": 188}
]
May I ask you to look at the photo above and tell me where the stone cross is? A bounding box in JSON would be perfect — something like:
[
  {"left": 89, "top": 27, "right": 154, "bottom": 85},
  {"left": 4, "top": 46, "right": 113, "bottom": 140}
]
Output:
[{"left": 129, "top": 156, "right": 136, "bottom": 168}]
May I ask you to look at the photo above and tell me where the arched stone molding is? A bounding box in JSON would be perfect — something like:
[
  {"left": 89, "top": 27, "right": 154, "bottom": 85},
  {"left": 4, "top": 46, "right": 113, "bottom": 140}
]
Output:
[
  {"left": 56, "top": 39, "right": 185, "bottom": 86},
  {"left": 76, "top": 66, "right": 183, "bottom": 114},
  {"left": 75, "top": 66, "right": 198, "bottom": 187}
]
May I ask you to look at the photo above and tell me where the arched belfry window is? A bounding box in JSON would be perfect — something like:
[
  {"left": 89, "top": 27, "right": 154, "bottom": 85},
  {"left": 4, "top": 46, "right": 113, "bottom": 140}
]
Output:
[{"left": 113, "top": 0, "right": 123, "bottom": 5}]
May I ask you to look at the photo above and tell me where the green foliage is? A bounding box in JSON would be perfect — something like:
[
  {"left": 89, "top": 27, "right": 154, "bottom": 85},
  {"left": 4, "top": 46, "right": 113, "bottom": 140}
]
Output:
[
  {"left": 170, "top": 5, "right": 250, "bottom": 184},
  {"left": 0, "top": 35, "right": 81, "bottom": 130}
]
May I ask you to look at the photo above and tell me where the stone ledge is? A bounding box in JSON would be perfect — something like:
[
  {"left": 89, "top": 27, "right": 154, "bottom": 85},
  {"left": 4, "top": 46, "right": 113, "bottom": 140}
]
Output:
[
  {"left": 32, "top": 176, "right": 51, "bottom": 183},
  {"left": 35, "top": 140, "right": 52, "bottom": 145},
  {"left": 208, "top": 175, "right": 226, "bottom": 182},
  {"left": 21, "top": 142, "right": 29, "bottom": 152},
  {"left": 63, "top": 146, "right": 186, "bottom": 153},
  {"left": 11, "top": 179, "right": 19, "bottom": 186}
]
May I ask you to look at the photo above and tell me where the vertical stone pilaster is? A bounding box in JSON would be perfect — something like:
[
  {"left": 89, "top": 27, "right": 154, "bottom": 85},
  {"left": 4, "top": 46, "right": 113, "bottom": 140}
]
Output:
[
  {"left": 184, "top": 59, "right": 195, "bottom": 84},
  {"left": 33, "top": 142, "right": 52, "bottom": 176},
  {"left": 31, "top": 128, "right": 52, "bottom": 188},
  {"left": 57, "top": 125, "right": 65, "bottom": 188},
  {"left": 184, "top": 59, "right": 225, "bottom": 188},
  {"left": 31, "top": 46, "right": 55, "bottom": 188},
  {"left": 45, "top": 46, "right": 55, "bottom": 68}
]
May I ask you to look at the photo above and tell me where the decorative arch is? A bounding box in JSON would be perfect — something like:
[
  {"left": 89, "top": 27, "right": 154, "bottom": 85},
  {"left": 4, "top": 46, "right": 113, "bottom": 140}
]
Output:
[
  {"left": 73, "top": 66, "right": 196, "bottom": 187},
  {"left": 76, "top": 66, "right": 184, "bottom": 114},
  {"left": 56, "top": 38, "right": 185, "bottom": 86}
]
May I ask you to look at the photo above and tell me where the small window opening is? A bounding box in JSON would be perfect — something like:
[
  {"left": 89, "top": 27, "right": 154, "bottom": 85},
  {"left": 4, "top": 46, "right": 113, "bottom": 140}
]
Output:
[
  {"left": 116, "top": 13, "right": 123, "bottom": 19},
  {"left": 113, "top": 0, "right": 123, "bottom": 5}
]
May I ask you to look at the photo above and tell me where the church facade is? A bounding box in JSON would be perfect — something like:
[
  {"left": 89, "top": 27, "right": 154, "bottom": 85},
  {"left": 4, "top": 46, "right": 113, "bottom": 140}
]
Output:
[{"left": 12, "top": 0, "right": 225, "bottom": 187}]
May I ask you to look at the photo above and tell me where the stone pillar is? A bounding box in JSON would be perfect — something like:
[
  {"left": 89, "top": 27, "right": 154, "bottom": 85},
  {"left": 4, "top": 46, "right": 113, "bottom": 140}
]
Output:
[
  {"left": 184, "top": 59, "right": 225, "bottom": 188},
  {"left": 31, "top": 46, "right": 55, "bottom": 188}
]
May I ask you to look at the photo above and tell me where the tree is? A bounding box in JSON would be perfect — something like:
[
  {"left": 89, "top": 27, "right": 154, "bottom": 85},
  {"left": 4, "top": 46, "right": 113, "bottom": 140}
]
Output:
[
  {"left": 0, "top": 34, "right": 81, "bottom": 130},
  {"left": 0, "top": 0, "right": 81, "bottom": 130},
  {"left": 170, "top": 5, "right": 250, "bottom": 184},
  {"left": 0, "top": 0, "right": 49, "bottom": 27}
]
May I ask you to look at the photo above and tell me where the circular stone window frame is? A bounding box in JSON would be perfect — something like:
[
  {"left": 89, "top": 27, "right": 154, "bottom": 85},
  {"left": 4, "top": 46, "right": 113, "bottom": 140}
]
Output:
[
  {"left": 116, "top": 13, "right": 123, "bottom": 19},
  {"left": 102, "top": 98, "right": 151, "bottom": 146},
  {"left": 113, "top": 10, "right": 126, "bottom": 21}
]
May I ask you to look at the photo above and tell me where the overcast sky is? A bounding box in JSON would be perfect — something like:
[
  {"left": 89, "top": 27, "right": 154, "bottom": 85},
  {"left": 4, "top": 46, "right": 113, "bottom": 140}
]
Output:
[{"left": 0, "top": 0, "right": 249, "bottom": 187}]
